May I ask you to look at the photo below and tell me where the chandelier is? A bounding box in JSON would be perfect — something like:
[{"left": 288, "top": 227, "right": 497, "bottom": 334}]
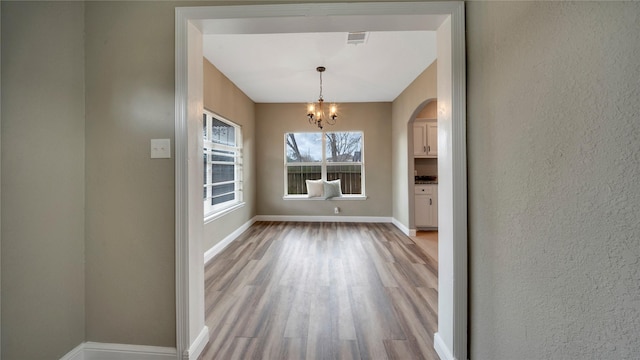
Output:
[{"left": 307, "top": 66, "right": 337, "bottom": 129}]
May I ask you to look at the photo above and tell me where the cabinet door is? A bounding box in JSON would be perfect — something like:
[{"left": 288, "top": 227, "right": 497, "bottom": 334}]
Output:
[
  {"left": 428, "top": 190, "right": 438, "bottom": 227},
  {"left": 415, "top": 195, "right": 430, "bottom": 227},
  {"left": 413, "top": 122, "right": 427, "bottom": 156},
  {"left": 427, "top": 122, "right": 438, "bottom": 156},
  {"left": 416, "top": 185, "right": 438, "bottom": 228}
]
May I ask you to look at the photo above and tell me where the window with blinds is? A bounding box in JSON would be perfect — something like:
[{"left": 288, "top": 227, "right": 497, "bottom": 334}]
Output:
[{"left": 203, "top": 110, "right": 243, "bottom": 218}]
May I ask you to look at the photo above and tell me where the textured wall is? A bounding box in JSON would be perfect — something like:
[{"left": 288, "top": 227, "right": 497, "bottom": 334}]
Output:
[
  {"left": 84, "top": 1, "right": 176, "bottom": 346},
  {"left": 255, "top": 102, "right": 392, "bottom": 217},
  {"left": 1, "top": 2, "right": 86, "bottom": 358},
  {"left": 203, "top": 59, "right": 256, "bottom": 252},
  {"left": 467, "top": 2, "right": 640, "bottom": 358}
]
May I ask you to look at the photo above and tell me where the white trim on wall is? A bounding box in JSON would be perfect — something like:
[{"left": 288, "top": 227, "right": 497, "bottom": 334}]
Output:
[
  {"left": 435, "top": 333, "right": 456, "bottom": 360},
  {"left": 60, "top": 343, "right": 85, "bottom": 360},
  {"left": 60, "top": 342, "right": 177, "bottom": 360},
  {"left": 176, "top": 9, "right": 210, "bottom": 360},
  {"left": 174, "top": 8, "right": 190, "bottom": 360},
  {"left": 449, "top": 3, "right": 468, "bottom": 359},
  {"left": 392, "top": 217, "right": 411, "bottom": 236},
  {"left": 204, "top": 217, "right": 256, "bottom": 264},
  {"left": 255, "top": 215, "right": 392, "bottom": 223},
  {"left": 184, "top": 328, "right": 209, "bottom": 360}
]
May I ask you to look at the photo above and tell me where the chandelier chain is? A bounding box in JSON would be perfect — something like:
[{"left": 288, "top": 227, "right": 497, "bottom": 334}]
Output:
[{"left": 319, "top": 70, "right": 323, "bottom": 100}]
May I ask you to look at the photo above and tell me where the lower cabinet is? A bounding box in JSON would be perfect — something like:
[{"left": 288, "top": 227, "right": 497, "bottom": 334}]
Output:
[{"left": 415, "top": 185, "right": 438, "bottom": 228}]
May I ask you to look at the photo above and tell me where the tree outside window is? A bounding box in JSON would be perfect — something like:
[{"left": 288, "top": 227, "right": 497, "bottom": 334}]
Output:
[{"left": 285, "top": 131, "right": 363, "bottom": 196}]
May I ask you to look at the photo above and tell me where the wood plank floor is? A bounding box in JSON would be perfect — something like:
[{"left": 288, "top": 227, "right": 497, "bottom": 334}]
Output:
[
  {"left": 199, "top": 222, "right": 439, "bottom": 360},
  {"left": 412, "top": 231, "right": 438, "bottom": 263}
]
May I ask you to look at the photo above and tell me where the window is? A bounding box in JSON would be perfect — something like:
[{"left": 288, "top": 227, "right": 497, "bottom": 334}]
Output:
[
  {"left": 203, "top": 110, "right": 243, "bottom": 219},
  {"left": 285, "top": 131, "right": 364, "bottom": 197}
]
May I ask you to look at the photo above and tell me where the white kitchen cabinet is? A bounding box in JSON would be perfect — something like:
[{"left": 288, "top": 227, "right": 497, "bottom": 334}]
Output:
[
  {"left": 426, "top": 122, "right": 438, "bottom": 156},
  {"left": 413, "top": 121, "right": 428, "bottom": 156},
  {"left": 413, "top": 120, "right": 437, "bottom": 157},
  {"left": 415, "top": 185, "right": 438, "bottom": 228}
]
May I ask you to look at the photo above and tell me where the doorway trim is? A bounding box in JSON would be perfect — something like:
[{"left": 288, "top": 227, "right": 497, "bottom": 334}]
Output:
[{"left": 175, "top": 2, "right": 466, "bottom": 359}]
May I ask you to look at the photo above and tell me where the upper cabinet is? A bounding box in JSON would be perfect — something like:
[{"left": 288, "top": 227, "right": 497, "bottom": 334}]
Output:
[
  {"left": 426, "top": 122, "right": 438, "bottom": 157},
  {"left": 413, "top": 120, "right": 437, "bottom": 158}
]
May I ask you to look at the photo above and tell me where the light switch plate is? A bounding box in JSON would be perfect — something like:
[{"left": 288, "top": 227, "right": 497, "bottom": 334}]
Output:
[{"left": 151, "top": 139, "right": 171, "bottom": 159}]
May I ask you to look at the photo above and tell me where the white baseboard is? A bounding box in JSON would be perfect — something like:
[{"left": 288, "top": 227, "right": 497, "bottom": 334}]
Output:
[
  {"left": 61, "top": 342, "right": 177, "bottom": 360},
  {"left": 254, "top": 215, "right": 392, "bottom": 223},
  {"left": 60, "top": 343, "right": 85, "bottom": 360},
  {"left": 391, "top": 217, "right": 411, "bottom": 236},
  {"left": 204, "top": 217, "right": 256, "bottom": 264},
  {"left": 434, "top": 332, "right": 455, "bottom": 360},
  {"left": 184, "top": 326, "right": 209, "bottom": 360}
]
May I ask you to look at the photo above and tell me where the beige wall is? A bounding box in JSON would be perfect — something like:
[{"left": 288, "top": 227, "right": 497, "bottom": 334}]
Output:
[
  {"left": 84, "top": 1, "right": 176, "bottom": 346},
  {"left": 1, "top": 2, "right": 86, "bottom": 359},
  {"left": 203, "top": 59, "right": 256, "bottom": 251},
  {"left": 467, "top": 2, "right": 640, "bottom": 358},
  {"left": 391, "top": 61, "right": 437, "bottom": 228},
  {"left": 255, "top": 103, "right": 392, "bottom": 217},
  {"left": 416, "top": 99, "right": 437, "bottom": 119}
]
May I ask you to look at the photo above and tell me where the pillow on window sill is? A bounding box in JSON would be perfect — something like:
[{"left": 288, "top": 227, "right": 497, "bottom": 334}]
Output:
[
  {"left": 305, "top": 179, "right": 324, "bottom": 198},
  {"left": 324, "top": 179, "right": 342, "bottom": 199}
]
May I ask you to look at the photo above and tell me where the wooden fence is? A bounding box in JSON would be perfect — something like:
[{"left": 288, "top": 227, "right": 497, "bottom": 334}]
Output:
[{"left": 287, "top": 169, "right": 362, "bottom": 195}]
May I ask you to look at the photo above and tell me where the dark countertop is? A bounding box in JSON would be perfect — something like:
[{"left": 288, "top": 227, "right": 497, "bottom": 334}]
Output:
[{"left": 415, "top": 176, "right": 437, "bottom": 184}]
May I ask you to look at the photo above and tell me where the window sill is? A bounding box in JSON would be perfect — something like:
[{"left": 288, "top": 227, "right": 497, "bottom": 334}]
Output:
[
  {"left": 204, "top": 201, "right": 245, "bottom": 224},
  {"left": 283, "top": 195, "right": 368, "bottom": 201}
]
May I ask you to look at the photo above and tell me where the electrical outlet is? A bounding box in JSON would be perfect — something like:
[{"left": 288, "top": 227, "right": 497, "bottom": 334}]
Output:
[{"left": 334, "top": 207, "right": 340, "bottom": 214}]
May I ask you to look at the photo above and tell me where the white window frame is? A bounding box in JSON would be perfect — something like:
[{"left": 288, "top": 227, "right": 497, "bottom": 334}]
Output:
[
  {"left": 284, "top": 131, "right": 366, "bottom": 199},
  {"left": 203, "top": 110, "right": 243, "bottom": 220}
]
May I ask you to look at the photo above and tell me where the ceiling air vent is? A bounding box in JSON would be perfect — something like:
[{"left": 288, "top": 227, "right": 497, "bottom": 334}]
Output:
[{"left": 347, "top": 32, "right": 368, "bottom": 45}]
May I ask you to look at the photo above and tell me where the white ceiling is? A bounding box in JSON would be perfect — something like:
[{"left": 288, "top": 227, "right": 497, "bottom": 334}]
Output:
[{"left": 200, "top": 14, "right": 444, "bottom": 103}]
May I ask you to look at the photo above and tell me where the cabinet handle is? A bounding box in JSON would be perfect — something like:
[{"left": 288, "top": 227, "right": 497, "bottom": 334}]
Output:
[
  {"left": 423, "top": 146, "right": 426, "bottom": 152},
  {"left": 428, "top": 145, "right": 430, "bottom": 152},
  {"left": 429, "top": 198, "right": 432, "bottom": 205}
]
